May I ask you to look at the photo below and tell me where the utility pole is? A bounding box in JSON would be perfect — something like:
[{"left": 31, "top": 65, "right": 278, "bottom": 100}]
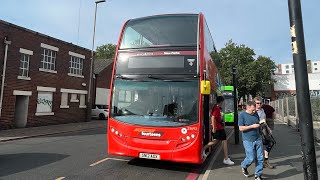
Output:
[
  {"left": 87, "top": 0, "right": 106, "bottom": 121},
  {"left": 232, "top": 66, "right": 239, "bottom": 144},
  {"left": 288, "top": 0, "right": 318, "bottom": 179}
]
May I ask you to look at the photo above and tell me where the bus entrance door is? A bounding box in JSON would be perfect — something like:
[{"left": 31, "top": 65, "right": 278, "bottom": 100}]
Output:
[{"left": 203, "top": 95, "right": 210, "bottom": 148}]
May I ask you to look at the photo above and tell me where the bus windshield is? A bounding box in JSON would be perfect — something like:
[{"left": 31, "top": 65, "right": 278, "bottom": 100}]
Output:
[
  {"left": 120, "top": 15, "right": 198, "bottom": 49},
  {"left": 111, "top": 79, "right": 199, "bottom": 127}
]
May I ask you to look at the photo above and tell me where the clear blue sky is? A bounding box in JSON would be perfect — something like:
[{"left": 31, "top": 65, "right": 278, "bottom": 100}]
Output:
[{"left": 1, "top": 0, "right": 319, "bottom": 64}]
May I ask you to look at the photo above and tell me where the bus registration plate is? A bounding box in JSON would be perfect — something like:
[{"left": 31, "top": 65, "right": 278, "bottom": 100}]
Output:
[{"left": 139, "top": 153, "right": 160, "bottom": 160}]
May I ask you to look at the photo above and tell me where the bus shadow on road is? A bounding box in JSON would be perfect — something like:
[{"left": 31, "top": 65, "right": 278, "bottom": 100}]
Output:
[
  {"left": 127, "top": 158, "right": 206, "bottom": 173},
  {"left": 128, "top": 155, "right": 215, "bottom": 173},
  {"left": 0, "top": 153, "right": 69, "bottom": 177}
]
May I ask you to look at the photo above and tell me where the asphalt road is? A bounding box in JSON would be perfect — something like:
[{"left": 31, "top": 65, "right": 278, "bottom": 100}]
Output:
[{"left": 0, "top": 127, "right": 211, "bottom": 180}]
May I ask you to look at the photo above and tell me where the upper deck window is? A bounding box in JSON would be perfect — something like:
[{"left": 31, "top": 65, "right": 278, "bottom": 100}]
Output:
[{"left": 120, "top": 15, "right": 198, "bottom": 49}]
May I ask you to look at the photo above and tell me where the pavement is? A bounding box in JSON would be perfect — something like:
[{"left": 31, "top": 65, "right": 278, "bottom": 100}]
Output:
[
  {"left": 199, "top": 119, "right": 320, "bottom": 180},
  {"left": 0, "top": 120, "right": 107, "bottom": 142}
]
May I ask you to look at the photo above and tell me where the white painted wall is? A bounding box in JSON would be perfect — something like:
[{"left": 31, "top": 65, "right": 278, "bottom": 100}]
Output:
[
  {"left": 273, "top": 73, "right": 320, "bottom": 91},
  {"left": 95, "top": 88, "right": 110, "bottom": 105},
  {"left": 311, "top": 61, "right": 320, "bottom": 73},
  {"left": 280, "top": 63, "right": 294, "bottom": 74}
]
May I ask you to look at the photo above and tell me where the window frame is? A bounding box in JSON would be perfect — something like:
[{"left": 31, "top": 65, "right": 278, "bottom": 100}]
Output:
[
  {"left": 18, "top": 48, "right": 33, "bottom": 80},
  {"left": 68, "top": 51, "right": 85, "bottom": 78},
  {"left": 69, "top": 56, "right": 84, "bottom": 77},
  {"left": 40, "top": 48, "right": 57, "bottom": 73}
]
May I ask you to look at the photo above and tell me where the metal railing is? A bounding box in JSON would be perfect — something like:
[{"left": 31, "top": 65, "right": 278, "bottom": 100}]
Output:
[{"left": 271, "top": 96, "right": 320, "bottom": 140}]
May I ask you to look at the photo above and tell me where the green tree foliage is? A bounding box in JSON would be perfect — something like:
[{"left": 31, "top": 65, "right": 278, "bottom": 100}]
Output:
[
  {"left": 214, "top": 40, "right": 276, "bottom": 101},
  {"left": 250, "top": 56, "right": 277, "bottom": 97},
  {"left": 95, "top": 43, "right": 116, "bottom": 59}
]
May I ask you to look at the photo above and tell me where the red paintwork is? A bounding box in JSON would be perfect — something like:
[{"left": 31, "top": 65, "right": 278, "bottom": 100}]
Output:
[
  {"left": 108, "top": 118, "right": 202, "bottom": 163},
  {"left": 107, "top": 13, "right": 219, "bottom": 164}
]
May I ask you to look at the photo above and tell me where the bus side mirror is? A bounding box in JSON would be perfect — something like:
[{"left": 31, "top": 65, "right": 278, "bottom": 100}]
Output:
[{"left": 201, "top": 80, "right": 210, "bottom": 95}]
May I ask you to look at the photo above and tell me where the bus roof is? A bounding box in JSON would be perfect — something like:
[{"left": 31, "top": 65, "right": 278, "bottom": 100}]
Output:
[{"left": 128, "top": 13, "right": 199, "bottom": 21}]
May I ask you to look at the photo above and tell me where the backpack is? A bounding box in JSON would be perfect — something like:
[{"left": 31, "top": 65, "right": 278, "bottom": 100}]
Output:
[{"left": 260, "top": 122, "right": 276, "bottom": 150}]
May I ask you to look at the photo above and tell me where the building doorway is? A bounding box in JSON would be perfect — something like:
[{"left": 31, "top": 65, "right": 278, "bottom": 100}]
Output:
[{"left": 14, "top": 95, "right": 30, "bottom": 128}]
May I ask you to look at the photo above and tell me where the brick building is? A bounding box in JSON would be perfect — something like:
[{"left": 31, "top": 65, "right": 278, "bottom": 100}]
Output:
[
  {"left": 93, "top": 58, "right": 113, "bottom": 106},
  {"left": 0, "top": 20, "right": 91, "bottom": 129}
]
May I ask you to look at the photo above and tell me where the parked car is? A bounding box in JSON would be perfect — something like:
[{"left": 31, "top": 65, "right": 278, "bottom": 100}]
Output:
[{"left": 92, "top": 104, "right": 109, "bottom": 120}]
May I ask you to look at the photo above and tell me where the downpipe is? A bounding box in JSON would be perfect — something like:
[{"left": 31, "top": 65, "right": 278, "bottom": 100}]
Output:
[{"left": 0, "top": 37, "right": 11, "bottom": 117}]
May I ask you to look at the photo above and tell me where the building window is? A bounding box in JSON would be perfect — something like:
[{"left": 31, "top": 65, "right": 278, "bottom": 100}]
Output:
[
  {"left": 19, "top": 53, "right": 30, "bottom": 78},
  {"left": 41, "top": 48, "right": 57, "bottom": 71},
  {"left": 315, "top": 63, "right": 317, "bottom": 65},
  {"left": 286, "top": 70, "right": 290, "bottom": 74},
  {"left": 285, "top": 65, "right": 289, "bottom": 69},
  {"left": 36, "top": 86, "right": 56, "bottom": 116},
  {"left": 315, "top": 68, "right": 318, "bottom": 71},
  {"left": 36, "top": 91, "right": 54, "bottom": 115},
  {"left": 79, "top": 94, "right": 86, "bottom": 108},
  {"left": 18, "top": 48, "right": 33, "bottom": 80},
  {"left": 70, "top": 94, "right": 79, "bottom": 102},
  {"left": 60, "top": 92, "right": 69, "bottom": 108},
  {"left": 60, "top": 88, "right": 87, "bottom": 108},
  {"left": 69, "top": 56, "right": 83, "bottom": 76},
  {"left": 291, "top": 65, "right": 294, "bottom": 68}
]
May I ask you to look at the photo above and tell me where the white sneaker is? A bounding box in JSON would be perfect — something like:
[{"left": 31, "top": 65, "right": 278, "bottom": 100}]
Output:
[
  {"left": 202, "top": 151, "right": 208, "bottom": 158},
  {"left": 223, "top": 158, "right": 235, "bottom": 165}
]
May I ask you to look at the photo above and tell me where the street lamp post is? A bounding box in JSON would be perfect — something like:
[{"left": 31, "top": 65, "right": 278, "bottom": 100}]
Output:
[
  {"left": 87, "top": 0, "right": 106, "bottom": 121},
  {"left": 232, "top": 65, "right": 239, "bottom": 144}
]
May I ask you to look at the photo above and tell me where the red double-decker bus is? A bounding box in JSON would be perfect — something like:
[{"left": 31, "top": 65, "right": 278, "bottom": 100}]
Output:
[{"left": 107, "top": 13, "right": 222, "bottom": 164}]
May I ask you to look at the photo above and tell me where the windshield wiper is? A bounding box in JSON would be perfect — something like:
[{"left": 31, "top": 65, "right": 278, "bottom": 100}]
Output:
[
  {"left": 147, "top": 75, "right": 191, "bottom": 82},
  {"left": 115, "top": 75, "right": 134, "bottom": 80},
  {"left": 147, "top": 75, "right": 164, "bottom": 80}
]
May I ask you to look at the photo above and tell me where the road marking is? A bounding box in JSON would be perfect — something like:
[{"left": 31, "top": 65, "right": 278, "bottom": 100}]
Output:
[
  {"left": 200, "top": 130, "right": 234, "bottom": 180},
  {"left": 55, "top": 177, "right": 65, "bottom": 180},
  {"left": 185, "top": 172, "right": 199, "bottom": 180},
  {"left": 90, "top": 157, "right": 129, "bottom": 167}
]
